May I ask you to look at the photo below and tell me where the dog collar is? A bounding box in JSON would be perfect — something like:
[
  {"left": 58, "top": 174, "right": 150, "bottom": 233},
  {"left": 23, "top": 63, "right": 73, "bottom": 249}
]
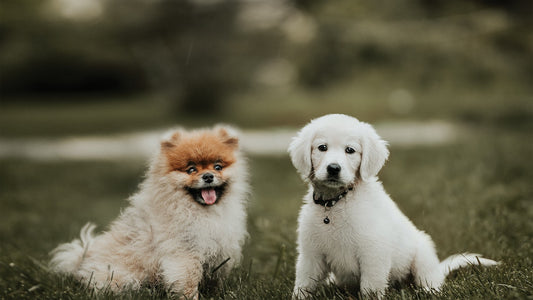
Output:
[
  {"left": 313, "top": 187, "right": 353, "bottom": 224},
  {"left": 313, "top": 187, "right": 353, "bottom": 207}
]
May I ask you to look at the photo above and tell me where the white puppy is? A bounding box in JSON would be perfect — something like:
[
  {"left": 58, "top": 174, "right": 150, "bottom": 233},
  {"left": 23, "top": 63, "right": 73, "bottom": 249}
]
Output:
[{"left": 289, "top": 114, "right": 498, "bottom": 298}]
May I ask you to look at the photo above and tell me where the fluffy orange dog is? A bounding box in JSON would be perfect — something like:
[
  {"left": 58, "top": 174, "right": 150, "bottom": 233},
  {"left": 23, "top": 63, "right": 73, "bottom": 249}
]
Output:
[{"left": 50, "top": 126, "right": 249, "bottom": 299}]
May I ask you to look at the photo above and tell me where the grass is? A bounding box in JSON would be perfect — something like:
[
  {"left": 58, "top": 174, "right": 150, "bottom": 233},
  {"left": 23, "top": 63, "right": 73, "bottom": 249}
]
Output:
[{"left": 0, "top": 127, "right": 531, "bottom": 299}]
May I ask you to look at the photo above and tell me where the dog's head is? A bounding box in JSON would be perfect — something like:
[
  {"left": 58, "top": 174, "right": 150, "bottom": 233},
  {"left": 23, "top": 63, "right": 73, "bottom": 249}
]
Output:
[
  {"left": 156, "top": 125, "right": 240, "bottom": 206},
  {"left": 288, "top": 114, "right": 389, "bottom": 188}
]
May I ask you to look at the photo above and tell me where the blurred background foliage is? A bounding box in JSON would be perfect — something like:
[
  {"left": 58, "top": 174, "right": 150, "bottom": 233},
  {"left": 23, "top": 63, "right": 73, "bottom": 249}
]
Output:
[{"left": 0, "top": 0, "right": 532, "bottom": 130}]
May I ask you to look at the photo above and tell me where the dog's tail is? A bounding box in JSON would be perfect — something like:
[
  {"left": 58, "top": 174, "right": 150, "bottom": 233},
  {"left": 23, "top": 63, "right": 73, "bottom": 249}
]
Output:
[
  {"left": 439, "top": 253, "right": 499, "bottom": 276},
  {"left": 49, "top": 222, "right": 97, "bottom": 274}
]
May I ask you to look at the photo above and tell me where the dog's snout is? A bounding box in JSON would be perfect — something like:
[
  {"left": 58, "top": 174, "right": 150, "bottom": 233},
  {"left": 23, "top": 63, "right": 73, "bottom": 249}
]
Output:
[
  {"left": 202, "top": 173, "right": 214, "bottom": 183},
  {"left": 327, "top": 163, "right": 341, "bottom": 176}
]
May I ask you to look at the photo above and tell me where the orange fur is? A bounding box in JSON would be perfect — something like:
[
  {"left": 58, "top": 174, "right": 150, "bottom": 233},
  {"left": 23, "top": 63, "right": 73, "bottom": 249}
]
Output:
[{"left": 163, "top": 129, "right": 237, "bottom": 174}]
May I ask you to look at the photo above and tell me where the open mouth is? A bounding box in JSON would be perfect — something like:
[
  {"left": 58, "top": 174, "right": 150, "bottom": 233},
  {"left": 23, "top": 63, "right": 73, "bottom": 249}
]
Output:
[{"left": 187, "top": 184, "right": 227, "bottom": 206}]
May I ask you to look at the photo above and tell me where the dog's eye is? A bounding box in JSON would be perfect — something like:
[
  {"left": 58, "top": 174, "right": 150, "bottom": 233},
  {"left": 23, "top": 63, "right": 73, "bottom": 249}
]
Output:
[
  {"left": 186, "top": 166, "right": 197, "bottom": 174},
  {"left": 318, "top": 144, "right": 328, "bottom": 152},
  {"left": 214, "top": 164, "right": 223, "bottom": 171},
  {"left": 345, "top": 147, "right": 356, "bottom": 154}
]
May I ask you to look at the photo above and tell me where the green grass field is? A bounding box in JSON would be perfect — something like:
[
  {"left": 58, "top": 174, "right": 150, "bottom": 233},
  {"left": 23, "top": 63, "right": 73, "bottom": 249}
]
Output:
[{"left": 1, "top": 126, "right": 531, "bottom": 299}]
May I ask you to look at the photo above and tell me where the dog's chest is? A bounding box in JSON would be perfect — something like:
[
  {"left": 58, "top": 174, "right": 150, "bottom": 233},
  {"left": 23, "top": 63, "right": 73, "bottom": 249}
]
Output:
[
  {"left": 192, "top": 215, "right": 234, "bottom": 250},
  {"left": 304, "top": 204, "right": 363, "bottom": 273},
  {"left": 307, "top": 202, "right": 355, "bottom": 236},
  {"left": 320, "top": 224, "right": 362, "bottom": 276}
]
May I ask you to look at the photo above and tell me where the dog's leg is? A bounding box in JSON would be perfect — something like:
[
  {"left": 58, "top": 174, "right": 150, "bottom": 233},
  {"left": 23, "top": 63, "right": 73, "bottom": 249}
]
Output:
[
  {"left": 411, "top": 233, "right": 445, "bottom": 292},
  {"left": 160, "top": 255, "right": 203, "bottom": 300},
  {"left": 359, "top": 251, "right": 391, "bottom": 299},
  {"left": 293, "top": 251, "right": 328, "bottom": 299}
]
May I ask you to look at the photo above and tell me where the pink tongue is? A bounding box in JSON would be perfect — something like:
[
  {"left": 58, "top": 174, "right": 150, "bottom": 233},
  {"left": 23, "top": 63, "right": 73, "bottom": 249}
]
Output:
[{"left": 201, "top": 189, "right": 217, "bottom": 205}]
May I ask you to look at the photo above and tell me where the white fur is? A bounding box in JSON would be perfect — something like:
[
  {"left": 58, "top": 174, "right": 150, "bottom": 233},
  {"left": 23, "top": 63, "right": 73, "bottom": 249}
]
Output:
[
  {"left": 50, "top": 126, "right": 249, "bottom": 299},
  {"left": 289, "top": 114, "right": 498, "bottom": 298}
]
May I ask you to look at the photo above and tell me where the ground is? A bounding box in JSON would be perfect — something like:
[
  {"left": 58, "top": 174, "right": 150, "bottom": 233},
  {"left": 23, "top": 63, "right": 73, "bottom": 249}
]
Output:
[{"left": 0, "top": 120, "right": 531, "bottom": 299}]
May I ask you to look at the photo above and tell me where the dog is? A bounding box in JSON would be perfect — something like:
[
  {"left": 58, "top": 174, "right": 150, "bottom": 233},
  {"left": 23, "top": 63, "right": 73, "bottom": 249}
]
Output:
[
  {"left": 50, "top": 125, "right": 249, "bottom": 299},
  {"left": 289, "top": 114, "right": 498, "bottom": 298}
]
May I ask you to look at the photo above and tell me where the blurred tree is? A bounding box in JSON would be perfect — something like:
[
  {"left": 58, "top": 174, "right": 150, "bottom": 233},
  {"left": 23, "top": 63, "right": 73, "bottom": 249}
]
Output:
[
  {"left": 104, "top": 0, "right": 261, "bottom": 115},
  {"left": 0, "top": 0, "right": 146, "bottom": 97},
  {"left": 1, "top": 0, "right": 531, "bottom": 115},
  {"left": 289, "top": 0, "right": 532, "bottom": 91},
  {"left": 0, "top": 0, "right": 280, "bottom": 115},
  {"left": 418, "top": 0, "right": 533, "bottom": 20},
  {"left": 296, "top": 23, "right": 349, "bottom": 88}
]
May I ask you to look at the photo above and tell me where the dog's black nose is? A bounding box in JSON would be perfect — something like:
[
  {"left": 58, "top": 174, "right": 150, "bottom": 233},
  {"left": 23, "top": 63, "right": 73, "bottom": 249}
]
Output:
[
  {"left": 202, "top": 173, "right": 214, "bottom": 183},
  {"left": 327, "top": 163, "right": 341, "bottom": 176}
]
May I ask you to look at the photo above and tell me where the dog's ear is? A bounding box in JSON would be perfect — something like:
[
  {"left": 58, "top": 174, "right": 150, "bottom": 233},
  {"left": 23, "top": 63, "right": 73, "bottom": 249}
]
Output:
[
  {"left": 288, "top": 125, "right": 314, "bottom": 181},
  {"left": 214, "top": 125, "right": 239, "bottom": 149},
  {"left": 160, "top": 129, "right": 182, "bottom": 149},
  {"left": 359, "top": 123, "right": 389, "bottom": 181}
]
